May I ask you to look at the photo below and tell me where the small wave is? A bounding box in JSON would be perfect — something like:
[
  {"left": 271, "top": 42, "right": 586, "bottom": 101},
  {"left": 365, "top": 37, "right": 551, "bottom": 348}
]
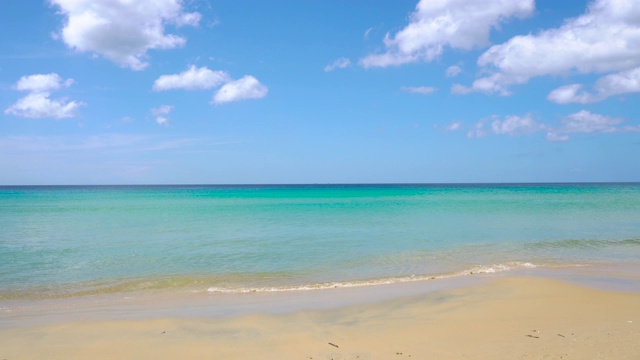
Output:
[
  {"left": 460, "top": 262, "right": 537, "bottom": 275},
  {"left": 525, "top": 238, "right": 640, "bottom": 250},
  {"left": 206, "top": 261, "right": 538, "bottom": 294}
]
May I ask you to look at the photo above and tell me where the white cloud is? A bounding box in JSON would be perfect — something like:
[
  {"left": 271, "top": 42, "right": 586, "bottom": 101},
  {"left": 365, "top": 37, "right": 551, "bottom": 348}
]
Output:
[
  {"left": 153, "top": 66, "right": 268, "bottom": 106},
  {"left": 151, "top": 105, "right": 173, "bottom": 126},
  {"left": 560, "top": 110, "right": 625, "bottom": 134},
  {"left": 464, "top": 110, "right": 638, "bottom": 141},
  {"left": 446, "top": 121, "right": 462, "bottom": 131},
  {"left": 547, "top": 84, "right": 592, "bottom": 104},
  {"left": 153, "top": 66, "right": 231, "bottom": 91},
  {"left": 50, "top": 0, "right": 201, "bottom": 70},
  {"left": 467, "top": 120, "right": 489, "bottom": 138},
  {"left": 156, "top": 116, "right": 169, "bottom": 126},
  {"left": 5, "top": 93, "right": 82, "bottom": 119},
  {"left": 546, "top": 110, "right": 640, "bottom": 140},
  {"left": 360, "top": 0, "right": 534, "bottom": 68},
  {"left": 545, "top": 132, "right": 570, "bottom": 142},
  {"left": 174, "top": 11, "right": 202, "bottom": 27},
  {"left": 491, "top": 114, "right": 544, "bottom": 135},
  {"left": 401, "top": 86, "right": 437, "bottom": 95},
  {"left": 151, "top": 105, "right": 172, "bottom": 115},
  {"left": 15, "top": 73, "right": 74, "bottom": 92},
  {"left": 212, "top": 76, "right": 268, "bottom": 105},
  {"left": 364, "top": 27, "right": 375, "bottom": 39},
  {"left": 445, "top": 65, "right": 462, "bottom": 77},
  {"left": 324, "top": 57, "right": 352, "bottom": 72},
  {"left": 451, "top": 83, "right": 472, "bottom": 95},
  {"left": 4, "top": 73, "right": 83, "bottom": 119},
  {"left": 548, "top": 66, "right": 640, "bottom": 104},
  {"left": 463, "top": 0, "right": 640, "bottom": 96},
  {"left": 468, "top": 114, "right": 544, "bottom": 138}
]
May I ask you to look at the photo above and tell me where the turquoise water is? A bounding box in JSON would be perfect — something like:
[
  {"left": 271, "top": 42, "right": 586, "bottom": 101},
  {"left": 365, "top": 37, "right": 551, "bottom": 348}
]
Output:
[{"left": 1, "top": 184, "right": 639, "bottom": 299}]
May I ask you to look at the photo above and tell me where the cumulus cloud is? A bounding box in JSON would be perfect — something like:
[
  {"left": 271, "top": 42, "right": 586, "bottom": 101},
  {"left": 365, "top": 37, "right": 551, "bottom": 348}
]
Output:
[
  {"left": 445, "top": 65, "right": 462, "bottom": 77},
  {"left": 324, "top": 57, "right": 352, "bottom": 72},
  {"left": 153, "top": 66, "right": 269, "bottom": 105},
  {"left": 151, "top": 104, "right": 172, "bottom": 126},
  {"left": 464, "top": 110, "right": 638, "bottom": 141},
  {"left": 559, "top": 110, "right": 625, "bottom": 134},
  {"left": 462, "top": 0, "right": 640, "bottom": 97},
  {"left": 153, "top": 66, "right": 230, "bottom": 91},
  {"left": 4, "top": 73, "right": 83, "bottom": 119},
  {"left": 15, "top": 73, "right": 74, "bottom": 92},
  {"left": 548, "top": 66, "right": 640, "bottom": 104},
  {"left": 360, "top": 0, "right": 534, "bottom": 68},
  {"left": 491, "top": 114, "right": 544, "bottom": 135},
  {"left": 547, "top": 84, "right": 592, "bottom": 104},
  {"left": 212, "top": 76, "right": 268, "bottom": 105},
  {"left": 401, "top": 86, "right": 437, "bottom": 95},
  {"left": 468, "top": 113, "right": 544, "bottom": 138},
  {"left": 50, "top": 0, "right": 201, "bottom": 70},
  {"left": 546, "top": 110, "right": 640, "bottom": 140}
]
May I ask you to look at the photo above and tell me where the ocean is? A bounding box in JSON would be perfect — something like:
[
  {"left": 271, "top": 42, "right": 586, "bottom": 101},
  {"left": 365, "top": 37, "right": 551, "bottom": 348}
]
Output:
[{"left": 1, "top": 183, "right": 640, "bottom": 301}]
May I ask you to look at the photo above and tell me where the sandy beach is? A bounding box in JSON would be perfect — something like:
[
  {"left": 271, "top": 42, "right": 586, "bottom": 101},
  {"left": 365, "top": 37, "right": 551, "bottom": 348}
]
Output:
[{"left": 1, "top": 276, "right": 638, "bottom": 359}]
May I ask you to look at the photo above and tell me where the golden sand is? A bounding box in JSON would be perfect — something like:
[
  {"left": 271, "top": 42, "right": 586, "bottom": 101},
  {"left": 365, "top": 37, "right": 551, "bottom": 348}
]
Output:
[{"left": 1, "top": 277, "right": 639, "bottom": 359}]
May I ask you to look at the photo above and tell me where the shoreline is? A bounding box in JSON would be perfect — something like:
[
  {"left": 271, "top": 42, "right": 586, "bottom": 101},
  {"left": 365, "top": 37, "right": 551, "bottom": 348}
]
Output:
[
  {"left": 2, "top": 263, "right": 640, "bottom": 329},
  {"left": 1, "top": 272, "right": 639, "bottom": 359}
]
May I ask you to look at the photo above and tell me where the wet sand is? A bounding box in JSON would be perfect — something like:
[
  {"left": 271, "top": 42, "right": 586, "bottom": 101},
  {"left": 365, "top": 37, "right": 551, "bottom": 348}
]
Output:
[{"left": 1, "top": 276, "right": 639, "bottom": 359}]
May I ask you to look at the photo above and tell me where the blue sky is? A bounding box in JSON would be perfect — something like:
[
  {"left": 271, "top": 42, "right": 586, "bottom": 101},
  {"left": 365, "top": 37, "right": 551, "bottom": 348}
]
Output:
[{"left": 1, "top": 0, "right": 639, "bottom": 185}]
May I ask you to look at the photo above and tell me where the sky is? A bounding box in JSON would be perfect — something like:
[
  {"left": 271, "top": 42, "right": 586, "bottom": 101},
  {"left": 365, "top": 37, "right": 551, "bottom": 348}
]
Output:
[{"left": 1, "top": 0, "right": 639, "bottom": 185}]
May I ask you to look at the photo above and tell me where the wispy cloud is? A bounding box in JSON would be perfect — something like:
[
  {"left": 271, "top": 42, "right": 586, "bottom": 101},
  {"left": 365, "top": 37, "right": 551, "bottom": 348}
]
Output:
[
  {"left": 0, "top": 134, "right": 150, "bottom": 153},
  {"left": 545, "top": 110, "right": 639, "bottom": 141},
  {"left": 463, "top": 110, "right": 639, "bottom": 141},
  {"left": 363, "top": 23, "right": 383, "bottom": 39},
  {"left": 445, "top": 65, "right": 462, "bottom": 77},
  {"left": 0, "top": 134, "right": 232, "bottom": 156},
  {"left": 446, "top": 121, "right": 462, "bottom": 131},
  {"left": 324, "top": 57, "right": 352, "bottom": 72},
  {"left": 435, "top": 121, "right": 463, "bottom": 132},
  {"left": 401, "top": 86, "right": 437, "bottom": 95}
]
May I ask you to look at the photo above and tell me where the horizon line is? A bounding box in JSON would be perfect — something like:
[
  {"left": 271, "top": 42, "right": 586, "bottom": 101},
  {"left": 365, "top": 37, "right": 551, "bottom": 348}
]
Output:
[{"left": 1, "top": 181, "right": 639, "bottom": 187}]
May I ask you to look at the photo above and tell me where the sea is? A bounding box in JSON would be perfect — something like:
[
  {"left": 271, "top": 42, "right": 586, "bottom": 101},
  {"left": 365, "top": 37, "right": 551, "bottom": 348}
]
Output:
[{"left": 1, "top": 183, "right": 640, "bottom": 302}]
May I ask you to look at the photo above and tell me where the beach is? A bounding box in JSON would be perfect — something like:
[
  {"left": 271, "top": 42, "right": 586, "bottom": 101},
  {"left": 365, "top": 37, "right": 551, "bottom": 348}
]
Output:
[
  {"left": 1, "top": 274, "right": 639, "bottom": 359},
  {"left": 3, "top": 0, "right": 640, "bottom": 357},
  {"left": 2, "top": 184, "right": 640, "bottom": 358}
]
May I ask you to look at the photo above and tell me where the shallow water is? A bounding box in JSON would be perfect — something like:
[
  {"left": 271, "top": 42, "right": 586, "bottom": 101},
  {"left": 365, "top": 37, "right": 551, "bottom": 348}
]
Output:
[{"left": 1, "top": 183, "right": 639, "bottom": 299}]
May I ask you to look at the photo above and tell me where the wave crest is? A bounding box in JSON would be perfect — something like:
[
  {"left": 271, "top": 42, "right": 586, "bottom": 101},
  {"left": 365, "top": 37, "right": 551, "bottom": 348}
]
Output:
[{"left": 206, "top": 262, "right": 538, "bottom": 294}]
